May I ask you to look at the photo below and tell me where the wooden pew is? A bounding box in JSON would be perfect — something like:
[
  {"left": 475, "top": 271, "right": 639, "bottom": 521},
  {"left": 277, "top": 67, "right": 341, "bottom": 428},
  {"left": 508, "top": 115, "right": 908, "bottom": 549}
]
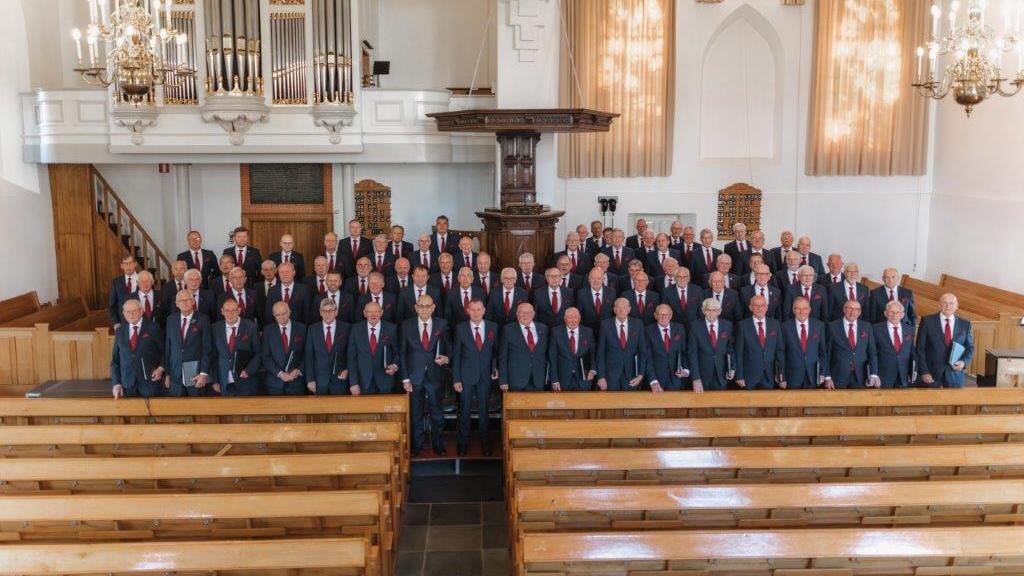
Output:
[
  {"left": 942, "top": 273, "right": 1024, "bottom": 313},
  {"left": 902, "top": 275, "right": 1003, "bottom": 319},
  {"left": 0, "top": 491, "right": 386, "bottom": 575},
  {"left": 520, "top": 526, "right": 1024, "bottom": 575},
  {"left": 0, "top": 292, "right": 41, "bottom": 325},
  {"left": 0, "top": 297, "right": 88, "bottom": 329},
  {"left": 507, "top": 414, "right": 1024, "bottom": 449},
  {"left": 0, "top": 537, "right": 368, "bottom": 574},
  {"left": 55, "top": 309, "right": 110, "bottom": 332}
]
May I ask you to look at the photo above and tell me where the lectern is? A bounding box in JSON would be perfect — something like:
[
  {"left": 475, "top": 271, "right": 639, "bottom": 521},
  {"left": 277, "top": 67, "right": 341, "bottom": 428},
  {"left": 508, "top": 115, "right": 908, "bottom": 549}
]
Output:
[{"left": 427, "top": 108, "right": 618, "bottom": 269}]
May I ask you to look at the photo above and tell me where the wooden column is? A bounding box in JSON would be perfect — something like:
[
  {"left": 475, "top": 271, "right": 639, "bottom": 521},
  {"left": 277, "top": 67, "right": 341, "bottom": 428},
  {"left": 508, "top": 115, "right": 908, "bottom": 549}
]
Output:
[{"left": 48, "top": 165, "right": 100, "bottom": 308}]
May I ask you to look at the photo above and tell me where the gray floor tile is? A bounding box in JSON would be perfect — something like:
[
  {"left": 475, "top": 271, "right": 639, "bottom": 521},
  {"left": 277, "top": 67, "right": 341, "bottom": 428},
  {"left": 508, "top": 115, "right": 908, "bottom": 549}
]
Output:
[
  {"left": 482, "top": 523, "right": 508, "bottom": 550},
  {"left": 423, "top": 551, "right": 482, "bottom": 576},
  {"left": 429, "top": 502, "right": 481, "bottom": 525},
  {"left": 482, "top": 501, "right": 506, "bottom": 525},
  {"left": 426, "top": 524, "right": 482, "bottom": 552},
  {"left": 394, "top": 551, "right": 424, "bottom": 576},
  {"left": 398, "top": 525, "right": 428, "bottom": 552},
  {"left": 403, "top": 503, "right": 430, "bottom": 526},
  {"left": 482, "top": 549, "right": 511, "bottom": 576}
]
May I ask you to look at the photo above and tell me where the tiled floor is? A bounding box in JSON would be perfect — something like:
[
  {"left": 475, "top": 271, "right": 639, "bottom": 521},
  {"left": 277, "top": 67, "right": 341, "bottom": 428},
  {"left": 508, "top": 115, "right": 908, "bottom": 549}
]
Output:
[{"left": 396, "top": 459, "right": 510, "bottom": 576}]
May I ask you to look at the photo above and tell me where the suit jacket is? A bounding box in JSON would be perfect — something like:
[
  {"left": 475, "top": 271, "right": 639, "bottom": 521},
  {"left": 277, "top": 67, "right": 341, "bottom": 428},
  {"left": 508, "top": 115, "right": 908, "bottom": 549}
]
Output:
[
  {"left": 560, "top": 273, "right": 585, "bottom": 292},
  {"left": 341, "top": 236, "right": 372, "bottom": 274},
  {"left": 176, "top": 249, "right": 217, "bottom": 288},
  {"left": 734, "top": 317, "right": 782, "bottom": 389},
  {"left": 269, "top": 251, "right": 306, "bottom": 281},
  {"left": 398, "top": 284, "right": 443, "bottom": 322},
  {"left": 211, "top": 318, "right": 261, "bottom": 394},
  {"left": 452, "top": 251, "right": 478, "bottom": 273},
  {"left": 868, "top": 286, "right": 917, "bottom": 326},
  {"left": 916, "top": 314, "right": 974, "bottom": 388},
  {"left": 356, "top": 292, "right": 398, "bottom": 324},
  {"left": 344, "top": 275, "right": 372, "bottom": 300},
  {"left": 798, "top": 252, "right": 826, "bottom": 276},
  {"left": 430, "top": 231, "right": 461, "bottom": 255},
  {"left": 625, "top": 234, "right": 643, "bottom": 251},
  {"left": 485, "top": 286, "right": 530, "bottom": 326},
  {"left": 676, "top": 243, "right": 699, "bottom": 269},
  {"left": 223, "top": 246, "right": 262, "bottom": 281},
  {"left": 575, "top": 286, "right": 617, "bottom": 334},
  {"left": 255, "top": 279, "right": 277, "bottom": 325},
  {"left": 661, "top": 284, "right": 703, "bottom": 327},
  {"left": 702, "top": 288, "right": 741, "bottom": 324},
  {"left": 783, "top": 283, "right": 830, "bottom": 323},
  {"left": 624, "top": 289, "right": 660, "bottom": 325},
  {"left": 388, "top": 240, "right": 414, "bottom": 260},
  {"left": 216, "top": 288, "right": 259, "bottom": 323},
  {"left": 163, "top": 312, "right": 213, "bottom": 394},
  {"left": 385, "top": 274, "right": 413, "bottom": 295},
  {"left": 305, "top": 320, "right": 351, "bottom": 394},
  {"left": 303, "top": 274, "right": 331, "bottom": 297},
  {"left": 689, "top": 246, "right": 722, "bottom": 286},
  {"left": 828, "top": 282, "right": 870, "bottom": 321},
  {"left": 261, "top": 321, "right": 308, "bottom": 392},
  {"left": 552, "top": 250, "right": 593, "bottom": 276},
  {"left": 130, "top": 291, "right": 164, "bottom": 327},
  {"left": 775, "top": 268, "right": 803, "bottom": 292},
  {"left": 769, "top": 247, "right": 795, "bottom": 273},
  {"left": 409, "top": 250, "right": 440, "bottom": 274},
  {"left": 452, "top": 320, "right": 499, "bottom": 388},
  {"left": 644, "top": 250, "right": 681, "bottom": 278},
  {"left": 265, "top": 282, "right": 312, "bottom": 326},
  {"left": 312, "top": 290, "right": 357, "bottom": 324},
  {"left": 476, "top": 272, "right": 500, "bottom": 299},
  {"left": 108, "top": 274, "right": 138, "bottom": 325},
  {"left": 499, "top": 322, "right": 549, "bottom": 391},
  {"left": 110, "top": 319, "right": 164, "bottom": 393},
  {"left": 739, "top": 284, "right": 783, "bottom": 320},
  {"left": 547, "top": 325, "right": 596, "bottom": 390},
  {"left": 347, "top": 321, "right": 399, "bottom": 394},
  {"left": 704, "top": 272, "right": 742, "bottom": 292},
  {"left": 533, "top": 286, "right": 574, "bottom": 327},
  {"left": 516, "top": 271, "right": 544, "bottom": 295},
  {"left": 742, "top": 249, "right": 774, "bottom": 274},
  {"left": 723, "top": 241, "right": 751, "bottom": 275},
  {"left": 321, "top": 252, "right": 347, "bottom": 275},
  {"left": 398, "top": 317, "right": 451, "bottom": 387},
  {"left": 190, "top": 288, "right": 217, "bottom": 321},
  {"left": 368, "top": 251, "right": 397, "bottom": 277},
  {"left": 819, "top": 271, "right": 845, "bottom": 288},
  {"left": 874, "top": 321, "right": 917, "bottom": 388},
  {"left": 827, "top": 319, "right": 878, "bottom": 388},
  {"left": 644, "top": 322, "right": 688, "bottom": 390},
  {"left": 779, "top": 318, "right": 829, "bottom": 388},
  {"left": 595, "top": 317, "right": 649, "bottom": 390},
  {"left": 209, "top": 274, "right": 238, "bottom": 302},
  {"left": 601, "top": 245, "right": 635, "bottom": 276},
  {"left": 445, "top": 285, "right": 486, "bottom": 327},
  {"left": 584, "top": 236, "right": 607, "bottom": 256},
  {"left": 686, "top": 319, "right": 734, "bottom": 390},
  {"left": 159, "top": 279, "right": 186, "bottom": 326}
]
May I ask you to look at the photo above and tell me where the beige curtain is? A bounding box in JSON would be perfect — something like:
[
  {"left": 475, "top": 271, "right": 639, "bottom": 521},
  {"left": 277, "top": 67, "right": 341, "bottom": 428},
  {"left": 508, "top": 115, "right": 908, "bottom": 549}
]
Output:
[
  {"left": 558, "top": 0, "right": 675, "bottom": 178},
  {"left": 807, "top": 0, "right": 930, "bottom": 176}
]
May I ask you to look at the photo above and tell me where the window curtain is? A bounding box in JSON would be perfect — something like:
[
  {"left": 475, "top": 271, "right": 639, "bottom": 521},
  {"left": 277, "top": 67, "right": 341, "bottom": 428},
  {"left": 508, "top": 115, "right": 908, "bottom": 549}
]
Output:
[
  {"left": 807, "top": 0, "right": 930, "bottom": 176},
  {"left": 558, "top": 0, "right": 675, "bottom": 178}
]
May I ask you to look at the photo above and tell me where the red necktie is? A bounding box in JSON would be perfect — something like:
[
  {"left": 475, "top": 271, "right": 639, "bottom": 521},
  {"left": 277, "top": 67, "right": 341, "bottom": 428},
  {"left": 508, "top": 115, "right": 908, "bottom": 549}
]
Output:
[
  {"left": 799, "top": 323, "right": 808, "bottom": 352},
  {"left": 475, "top": 326, "right": 483, "bottom": 351},
  {"left": 551, "top": 290, "right": 559, "bottom": 314},
  {"left": 663, "top": 328, "right": 671, "bottom": 352},
  {"left": 944, "top": 318, "right": 952, "bottom": 346},
  {"left": 352, "top": 239, "right": 358, "bottom": 255},
  {"left": 228, "top": 325, "right": 237, "bottom": 353},
  {"left": 569, "top": 329, "right": 577, "bottom": 355},
  {"left": 177, "top": 281, "right": 183, "bottom": 291},
  {"left": 637, "top": 293, "right": 645, "bottom": 315},
  {"left": 224, "top": 278, "right": 229, "bottom": 293},
  {"left": 594, "top": 293, "right": 602, "bottom": 314},
  {"left": 423, "top": 253, "right": 430, "bottom": 268},
  {"left": 283, "top": 286, "right": 291, "bottom": 303},
  {"left": 889, "top": 289, "right": 895, "bottom": 302},
  {"left": 394, "top": 244, "right": 401, "bottom": 258},
  {"left": 847, "top": 323, "right": 856, "bottom": 348},
  {"left": 562, "top": 277, "right": 568, "bottom": 288},
  {"left": 757, "top": 320, "right": 766, "bottom": 347},
  {"left": 376, "top": 255, "right": 383, "bottom": 272},
  {"left": 803, "top": 287, "right": 810, "bottom": 299},
  {"left": 465, "top": 254, "right": 471, "bottom": 268},
  {"left": 193, "top": 251, "right": 200, "bottom": 269},
  {"left": 660, "top": 252, "right": 665, "bottom": 264},
  {"left": 126, "top": 277, "right": 132, "bottom": 293},
  {"left": 440, "top": 236, "right": 446, "bottom": 253},
  {"left": 705, "top": 249, "right": 712, "bottom": 270},
  {"left": 614, "top": 250, "right": 621, "bottom": 268},
  {"left": 237, "top": 249, "right": 243, "bottom": 265},
  {"left": 280, "top": 326, "right": 289, "bottom": 352},
  {"left": 319, "top": 279, "right": 325, "bottom": 294},
  {"left": 325, "top": 325, "right": 333, "bottom": 352},
  {"left": 848, "top": 286, "right": 856, "bottom": 301},
  {"left": 570, "top": 253, "right": 577, "bottom": 271},
  {"left": 504, "top": 291, "right": 511, "bottom": 316},
  {"left": 236, "top": 291, "right": 246, "bottom": 314},
  {"left": 130, "top": 325, "right": 139, "bottom": 351},
  {"left": 463, "top": 291, "right": 470, "bottom": 312},
  {"left": 373, "top": 294, "right": 380, "bottom": 306},
  {"left": 893, "top": 325, "right": 902, "bottom": 353},
  {"left": 369, "top": 326, "right": 378, "bottom": 354},
  {"left": 328, "top": 254, "right": 335, "bottom": 271},
  {"left": 708, "top": 324, "right": 717, "bottom": 349},
  {"left": 619, "top": 323, "right": 627, "bottom": 349},
  {"left": 143, "top": 296, "right": 152, "bottom": 319},
  {"left": 679, "top": 287, "right": 687, "bottom": 309},
  {"left": 481, "top": 276, "right": 490, "bottom": 294},
  {"left": 443, "top": 276, "right": 450, "bottom": 291},
  {"left": 180, "top": 317, "right": 187, "bottom": 340},
  {"left": 421, "top": 323, "right": 430, "bottom": 351},
  {"left": 525, "top": 326, "right": 536, "bottom": 352},
  {"left": 360, "top": 278, "right": 367, "bottom": 295}
]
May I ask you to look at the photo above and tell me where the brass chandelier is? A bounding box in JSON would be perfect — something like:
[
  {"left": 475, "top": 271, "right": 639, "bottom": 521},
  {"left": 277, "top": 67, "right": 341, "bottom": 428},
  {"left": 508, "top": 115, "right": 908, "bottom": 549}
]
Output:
[
  {"left": 913, "top": 0, "right": 1024, "bottom": 116},
  {"left": 70, "top": 0, "right": 195, "bottom": 104}
]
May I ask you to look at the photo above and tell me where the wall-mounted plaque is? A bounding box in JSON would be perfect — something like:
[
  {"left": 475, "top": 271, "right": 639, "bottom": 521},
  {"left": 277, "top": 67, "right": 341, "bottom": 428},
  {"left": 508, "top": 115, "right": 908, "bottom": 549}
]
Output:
[
  {"left": 354, "top": 179, "right": 393, "bottom": 236},
  {"left": 249, "top": 164, "right": 325, "bottom": 204},
  {"left": 717, "top": 182, "right": 762, "bottom": 240}
]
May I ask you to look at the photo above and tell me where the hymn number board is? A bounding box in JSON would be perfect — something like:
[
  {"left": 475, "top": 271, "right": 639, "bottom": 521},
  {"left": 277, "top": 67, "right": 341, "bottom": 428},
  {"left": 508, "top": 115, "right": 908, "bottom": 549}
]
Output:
[
  {"left": 354, "top": 179, "right": 393, "bottom": 236},
  {"left": 717, "top": 182, "right": 762, "bottom": 240}
]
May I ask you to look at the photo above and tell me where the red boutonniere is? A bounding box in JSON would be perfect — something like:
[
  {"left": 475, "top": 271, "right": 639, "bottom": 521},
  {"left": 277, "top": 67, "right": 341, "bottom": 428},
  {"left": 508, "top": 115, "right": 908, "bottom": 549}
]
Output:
[
  {"left": 141, "top": 333, "right": 150, "bottom": 339},
  {"left": 860, "top": 331, "right": 868, "bottom": 339},
  {"left": 673, "top": 334, "right": 682, "bottom": 341},
  {"left": 190, "top": 325, "right": 200, "bottom": 334},
  {"left": 811, "top": 333, "right": 819, "bottom": 340},
  {"left": 240, "top": 334, "right": 249, "bottom": 342},
  {"left": 293, "top": 335, "right": 304, "bottom": 344},
  {"left": 581, "top": 339, "right": 589, "bottom": 347},
  {"left": 487, "top": 330, "right": 496, "bottom": 339},
  {"left": 382, "top": 336, "right": 390, "bottom": 345},
  {"left": 812, "top": 294, "right": 822, "bottom": 301},
  {"left": 769, "top": 331, "right": 777, "bottom": 337},
  {"left": 720, "top": 333, "right": 729, "bottom": 341}
]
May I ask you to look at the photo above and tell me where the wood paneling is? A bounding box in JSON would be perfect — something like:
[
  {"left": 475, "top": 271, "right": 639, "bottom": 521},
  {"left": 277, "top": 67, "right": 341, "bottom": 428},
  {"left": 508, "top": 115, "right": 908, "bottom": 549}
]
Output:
[
  {"left": 0, "top": 325, "right": 111, "bottom": 396},
  {"left": 48, "top": 165, "right": 98, "bottom": 308},
  {"left": 241, "top": 164, "right": 333, "bottom": 258}
]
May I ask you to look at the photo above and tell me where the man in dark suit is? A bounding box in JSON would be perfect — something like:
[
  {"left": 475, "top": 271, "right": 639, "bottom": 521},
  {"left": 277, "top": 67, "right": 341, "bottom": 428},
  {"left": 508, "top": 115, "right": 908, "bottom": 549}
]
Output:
[
  {"left": 707, "top": 254, "right": 741, "bottom": 291},
  {"left": 386, "top": 258, "right": 413, "bottom": 294},
  {"left": 662, "top": 267, "right": 703, "bottom": 328},
  {"left": 344, "top": 257, "right": 373, "bottom": 300},
  {"left": 740, "top": 265, "right": 782, "bottom": 320},
  {"left": 177, "top": 230, "right": 217, "bottom": 288},
  {"left": 163, "top": 288, "right": 213, "bottom": 397},
  {"left": 223, "top": 226, "right": 262, "bottom": 282},
  {"left": 475, "top": 253, "right": 499, "bottom": 298},
  {"left": 704, "top": 272, "right": 741, "bottom": 324},
  {"left": 498, "top": 302, "right": 548, "bottom": 392},
  {"left": 533, "top": 268, "right": 574, "bottom": 327},
  {"left": 623, "top": 271, "right": 660, "bottom": 325},
  {"left": 723, "top": 222, "right": 752, "bottom": 276},
  {"left": 552, "top": 232, "right": 592, "bottom": 277},
  {"left": 742, "top": 231, "right": 773, "bottom": 274},
  {"left": 739, "top": 253, "right": 774, "bottom": 290},
  {"left": 262, "top": 301, "right": 307, "bottom": 395},
  {"left": 130, "top": 271, "right": 162, "bottom": 327},
  {"left": 576, "top": 268, "right": 616, "bottom": 335},
  {"left": 635, "top": 230, "right": 657, "bottom": 266},
  {"left": 916, "top": 293, "right": 974, "bottom": 388},
  {"left": 452, "top": 300, "right": 499, "bottom": 455},
  {"left": 602, "top": 230, "right": 635, "bottom": 277},
  {"left": 827, "top": 300, "right": 879, "bottom": 389},
  {"left": 322, "top": 232, "right": 346, "bottom": 275},
  {"left": 689, "top": 228, "right": 721, "bottom": 287},
  {"left": 305, "top": 297, "right": 351, "bottom": 396},
  {"left": 686, "top": 296, "right": 735, "bottom": 392},
  {"left": 819, "top": 254, "right": 845, "bottom": 287},
  {"left": 347, "top": 301, "right": 400, "bottom": 394},
  {"left": 341, "top": 219, "right": 372, "bottom": 276},
  {"left": 304, "top": 256, "right": 331, "bottom": 297},
  {"left": 431, "top": 215, "right": 461, "bottom": 256},
  {"left": 584, "top": 220, "right": 606, "bottom": 256},
  {"left": 210, "top": 254, "right": 239, "bottom": 301},
  {"left": 400, "top": 266, "right": 442, "bottom": 322},
  {"left": 644, "top": 304, "right": 689, "bottom": 391},
  {"left": 486, "top": 267, "right": 529, "bottom": 326},
  {"left": 255, "top": 260, "right": 278, "bottom": 324},
  {"left": 868, "top": 267, "right": 917, "bottom": 326},
  {"left": 399, "top": 295, "right": 451, "bottom": 455},
  {"left": 356, "top": 272, "right": 398, "bottom": 324},
  {"left": 827, "top": 262, "right": 870, "bottom": 322},
  {"left": 264, "top": 261, "right": 312, "bottom": 325},
  {"left": 446, "top": 268, "right": 486, "bottom": 328},
  {"left": 452, "top": 236, "right": 478, "bottom": 273},
  {"left": 874, "top": 300, "right": 918, "bottom": 388},
  {"left": 160, "top": 261, "right": 188, "bottom": 325},
  {"left": 268, "top": 233, "right": 306, "bottom": 281},
  {"left": 783, "top": 266, "right": 829, "bottom": 322},
  {"left": 769, "top": 230, "right": 796, "bottom": 273},
  {"left": 410, "top": 233, "right": 440, "bottom": 274},
  {"left": 183, "top": 269, "right": 216, "bottom": 320},
  {"left": 734, "top": 294, "right": 782, "bottom": 390},
  {"left": 547, "top": 307, "right": 596, "bottom": 391},
  {"left": 595, "top": 298, "right": 649, "bottom": 391},
  {"left": 313, "top": 271, "right": 356, "bottom": 324},
  {"left": 645, "top": 233, "right": 681, "bottom": 278},
  {"left": 778, "top": 297, "right": 829, "bottom": 389},
  {"left": 516, "top": 253, "right": 544, "bottom": 295},
  {"left": 649, "top": 258, "right": 679, "bottom": 294},
  {"left": 429, "top": 253, "right": 457, "bottom": 304},
  {"left": 774, "top": 250, "right": 804, "bottom": 292},
  {"left": 795, "top": 236, "right": 826, "bottom": 277},
  {"left": 617, "top": 259, "right": 645, "bottom": 295},
  {"left": 676, "top": 226, "right": 698, "bottom": 269},
  {"left": 108, "top": 254, "right": 140, "bottom": 327},
  {"left": 389, "top": 225, "right": 414, "bottom": 260},
  {"left": 211, "top": 298, "right": 261, "bottom": 396},
  {"left": 110, "top": 299, "right": 164, "bottom": 399},
  {"left": 216, "top": 267, "right": 258, "bottom": 323},
  {"left": 368, "top": 234, "right": 396, "bottom": 277},
  {"left": 625, "top": 219, "right": 647, "bottom": 251}
]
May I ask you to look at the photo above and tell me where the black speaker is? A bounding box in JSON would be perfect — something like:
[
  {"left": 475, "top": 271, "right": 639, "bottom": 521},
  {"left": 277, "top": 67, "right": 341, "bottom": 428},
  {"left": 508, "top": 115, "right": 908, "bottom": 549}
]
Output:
[{"left": 372, "top": 61, "right": 391, "bottom": 76}]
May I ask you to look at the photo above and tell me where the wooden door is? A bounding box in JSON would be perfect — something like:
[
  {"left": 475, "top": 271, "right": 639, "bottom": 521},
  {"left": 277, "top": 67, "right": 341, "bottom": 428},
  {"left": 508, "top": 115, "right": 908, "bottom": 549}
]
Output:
[{"left": 240, "top": 164, "right": 334, "bottom": 259}]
